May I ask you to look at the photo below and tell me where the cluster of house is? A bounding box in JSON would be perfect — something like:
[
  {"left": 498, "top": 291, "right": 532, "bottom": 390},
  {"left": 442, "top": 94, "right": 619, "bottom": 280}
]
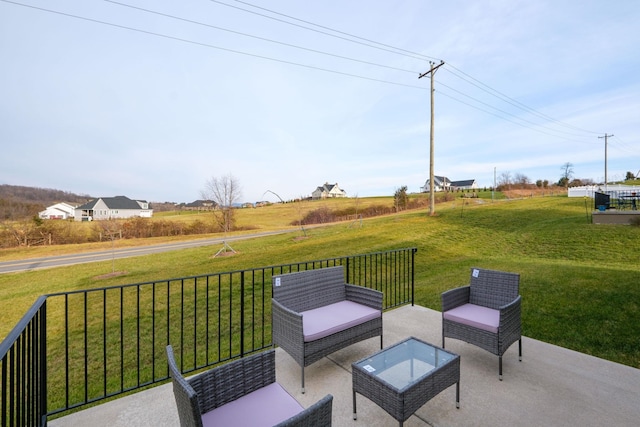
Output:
[
  {"left": 38, "top": 179, "right": 476, "bottom": 221},
  {"left": 39, "top": 196, "right": 152, "bottom": 221},
  {"left": 309, "top": 179, "right": 478, "bottom": 198},
  {"left": 183, "top": 183, "right": 348, "bottom": 211}
]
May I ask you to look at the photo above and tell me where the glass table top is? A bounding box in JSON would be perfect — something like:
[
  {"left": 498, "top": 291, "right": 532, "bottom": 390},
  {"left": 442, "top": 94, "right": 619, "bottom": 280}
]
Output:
[{"left": 354, "top": 337, "right": 456, "bottom": 390}]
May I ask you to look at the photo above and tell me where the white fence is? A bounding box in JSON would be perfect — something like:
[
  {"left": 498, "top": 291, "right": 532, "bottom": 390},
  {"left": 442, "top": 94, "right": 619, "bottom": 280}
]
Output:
[{"left": 568, "top": 185, "right": 640, "bottom": 198}]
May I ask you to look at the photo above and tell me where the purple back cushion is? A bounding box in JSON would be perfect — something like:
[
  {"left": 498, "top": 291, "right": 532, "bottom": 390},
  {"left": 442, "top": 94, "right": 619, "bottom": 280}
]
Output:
[
  {"left": 301, "top": 300, "right": 381, "bottom": 342},
  {"left": 443, "top": 303, "right": 500, "bottom": 333},
  {"left": 201, "top": 383, "right": 303, "bottom": 427}
]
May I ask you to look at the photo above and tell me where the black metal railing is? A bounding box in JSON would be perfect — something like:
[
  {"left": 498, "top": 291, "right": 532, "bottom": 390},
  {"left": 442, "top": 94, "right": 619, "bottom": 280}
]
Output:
[
  {"left": 1, "top": 247, "right": 417, "bottom": 426},
  {"left": 0, "top": 296, "right": 47, "bottom": 427},
  {"left": 596, "top": 190, "right": 639, "bottom": 210}
]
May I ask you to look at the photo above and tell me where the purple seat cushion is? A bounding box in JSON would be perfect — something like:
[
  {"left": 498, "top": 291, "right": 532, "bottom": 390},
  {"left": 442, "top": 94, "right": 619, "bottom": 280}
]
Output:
[
  {"left": 443, "top": 303, "right": 500, "bottom": 333},
  {"left": 301, "top": 300, "right": 381, "bottom": 342},
  {"left": 201, "top": 382, "right": 303, "bottom": 427}
]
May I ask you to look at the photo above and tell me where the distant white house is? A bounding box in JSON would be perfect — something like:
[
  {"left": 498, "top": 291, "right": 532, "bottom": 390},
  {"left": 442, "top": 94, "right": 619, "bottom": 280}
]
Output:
[
  {"left": 420, "top": 176, "right": 478, "bottom": 192},
  {"left": 420, "top": 176, "right": 451, "bottom": 192},
  {"left": 311, "top": 183, "right": 347, "bottom": 199},
  {"left": 39, "top": 202, "right": 76, "bottom": 220},
  {"left": 451, "top": 179, "right": 478, "bottom": 191},
  {"left": 74, "top": 196, "right": 152, "bottom": 221}
]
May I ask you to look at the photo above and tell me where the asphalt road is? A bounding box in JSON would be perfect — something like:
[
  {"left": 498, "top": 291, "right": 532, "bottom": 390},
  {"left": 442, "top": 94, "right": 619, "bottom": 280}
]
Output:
[{"left": 0, "top": 229, "right": 295, "bottom": 274}]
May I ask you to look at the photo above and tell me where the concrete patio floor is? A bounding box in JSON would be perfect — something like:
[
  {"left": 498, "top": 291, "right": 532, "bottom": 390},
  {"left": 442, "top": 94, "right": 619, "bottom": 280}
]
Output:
[{"left": 49, "top": 305, "right": 640, "bottom": 427}]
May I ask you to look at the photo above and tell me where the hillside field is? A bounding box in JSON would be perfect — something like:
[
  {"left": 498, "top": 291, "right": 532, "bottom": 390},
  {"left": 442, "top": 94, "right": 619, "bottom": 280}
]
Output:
[{"left": 1, "top": 193, "right": 639, "bottom": 368}]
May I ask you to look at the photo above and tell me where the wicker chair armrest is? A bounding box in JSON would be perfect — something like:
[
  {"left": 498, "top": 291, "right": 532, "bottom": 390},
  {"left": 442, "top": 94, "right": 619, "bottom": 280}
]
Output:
[
  {"left": 345, "top": 284, "right": 383, "bottom": 310},
  {"left": 272, "top": 298, "right": 304, "bottom": 334},
  {"left": 271, "top": 298, "right": 304, "bottom": 359},
  {"left": 441, "top": 285, "right": 470, "bottom": 312},
  {"left": 187, "top": 349, "right": 276, "bottom": 413},
  {"left": 275, "top": 394, "right": 333, "bottom": 427},
  {"left": 499, "top": 295, "right": 521, "bottom": 329}
]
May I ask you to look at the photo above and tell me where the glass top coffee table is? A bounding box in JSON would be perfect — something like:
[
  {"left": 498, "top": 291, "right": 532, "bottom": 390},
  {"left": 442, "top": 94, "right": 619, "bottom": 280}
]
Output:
[{"left": 352, "top": 336, "right": 460, "bottom": 426}]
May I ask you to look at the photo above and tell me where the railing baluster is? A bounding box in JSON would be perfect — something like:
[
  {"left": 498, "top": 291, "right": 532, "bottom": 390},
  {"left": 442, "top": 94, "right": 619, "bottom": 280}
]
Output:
[
  {"left": 217, "top": 274, "right": 221, "bottom": 364},
  {"left": 19, "top": 334, "right": 25, "bottom": 427},
  {"left": 102, "top": 289, "right": 107, "bottom": 398},
  {"left": 193, "top": 278, "right": 197, "bottom": 369},
  {"left": 152, "top": 283, "right": 156, "bottom": 382},
  {"left": 1, "top": 353, "right": 6, "bottom": 427},
  {"left": 64, "top": 294, "right": 69, "bottom": 410},
  {"left": 136, "top": 286, "right": 140, "bottom": 387},
  {"left": 83, "top": 293, "right": 88, "bottom": 404},
  {"left": 240, "top": 271, "right": 245, "bottom": 357},
  {"left": 120, "top": 288, "right": 124, "bottom": 392},
  {"left": 9, "top": 348, "right": 14, "bottom": 427},
  {"left": 228, "top": 274, "right": 232, "bottom": 359}
]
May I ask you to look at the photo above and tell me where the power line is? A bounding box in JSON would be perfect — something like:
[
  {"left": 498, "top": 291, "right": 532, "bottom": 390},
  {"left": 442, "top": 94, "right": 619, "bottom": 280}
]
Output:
[
  {"left": 437, "top": 81, "right": 586, "bottom": 137},
  {"left": 229, "top": 0, "right": 442, "bottom": 62},
  {"left": 106, "top": 0, "right": 419, "bottom": 75},
  {"left": 2, "top": 0, "right": 611, "bottom": 141},
  {"left": 443, "top": 64, "right": 602, "bottom": 135},
  {"left": 435, "top": 88, "right": 597, "bottom": 143},
  {"left": 0, "top": 0, "right": 426, "bottom": 90},
  {"left": 208, "top": 0, "right": 438, "bottom": 62},
  {"left": 608, "top": 135, "right": 637, "bottom": 155},
  {"left": 215, "top": 0, "right": 602, "bottom": 136}
]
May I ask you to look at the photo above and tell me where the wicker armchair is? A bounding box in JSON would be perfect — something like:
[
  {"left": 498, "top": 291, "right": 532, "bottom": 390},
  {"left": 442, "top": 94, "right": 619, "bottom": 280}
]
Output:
[
  {"left": 166, "top": 346, "right": 333, "bottom": 427},
  {"left": 272, "top": 266, "right": 383, "bottom": 393},
  {"left": 441, "top": 267, "right": 522, "bottom": 380}
]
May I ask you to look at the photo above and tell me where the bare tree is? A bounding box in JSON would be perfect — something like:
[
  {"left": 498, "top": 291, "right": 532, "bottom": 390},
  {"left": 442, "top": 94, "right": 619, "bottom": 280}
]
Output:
[
  {"left": 497, "top": 171, "right": 512, "bottom": 189},
  {"left": 559, "top": 162, "right": 574, "bottom": 188},
  {"left": 97, "top": 218, "right": 122, "bottom": 274},
  {"left": 513, "top": 173, "right": 530, "bottom": 186},
  {"left": 201, "top": 174, "right": 242, "bottom": 255},
  {"left": 348, "top": 193, "right": 362, "bottom": 228},
  {"left": 294, "top": 195, "right": 308, "bottom": 236}
]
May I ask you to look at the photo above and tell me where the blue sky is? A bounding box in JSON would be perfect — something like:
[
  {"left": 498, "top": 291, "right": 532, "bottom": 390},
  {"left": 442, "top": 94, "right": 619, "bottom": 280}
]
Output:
[{"left": 1, "top": 0, "right": 639, "bottom": 204}]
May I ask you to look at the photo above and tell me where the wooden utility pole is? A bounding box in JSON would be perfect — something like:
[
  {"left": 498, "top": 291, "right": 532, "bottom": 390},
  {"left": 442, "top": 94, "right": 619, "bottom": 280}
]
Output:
[
  {"left": 598, "top": 133, "right": 613, "bottom": 191},
  {"left": 419, "top": 60, "right": 444, "bottom": 216}
]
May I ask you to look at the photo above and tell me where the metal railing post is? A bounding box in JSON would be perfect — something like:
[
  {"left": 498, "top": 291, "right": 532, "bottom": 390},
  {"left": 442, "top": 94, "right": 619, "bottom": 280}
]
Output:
[
  {"left": 39, "top": 301, "right": 47, "bottom": 427},
  {"left": 345, "top": 257, "right": 350, "bottom": 282},
  {"left": 240, "top": 271, "right": 245, "bottom": 357},
  {"left": 411, "top": 248, "right": 417, "bottom": 306}
]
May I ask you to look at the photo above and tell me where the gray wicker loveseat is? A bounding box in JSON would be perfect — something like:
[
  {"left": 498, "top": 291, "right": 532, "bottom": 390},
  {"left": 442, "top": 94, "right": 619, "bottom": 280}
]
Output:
[
  {"left": 272, "top": 266, "right": 383, "bottom": 393},
  {"left": 441, "top": 267, "right": 522, "bottom": 379},
  {"left": 166, "top": 345, "right": 333, "bottom": 426}
]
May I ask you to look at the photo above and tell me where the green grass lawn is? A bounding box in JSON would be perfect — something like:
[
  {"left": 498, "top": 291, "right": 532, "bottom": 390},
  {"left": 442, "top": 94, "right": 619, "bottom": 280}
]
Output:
[{"left": 1, "top": 194, "right": 639, "bottom": 368}]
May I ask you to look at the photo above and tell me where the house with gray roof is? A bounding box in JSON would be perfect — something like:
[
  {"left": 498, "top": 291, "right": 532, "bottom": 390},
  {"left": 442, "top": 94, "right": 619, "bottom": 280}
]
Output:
[
  {"left": 420, "top": 176, "right": 452, "bottom": 192},
  {"left": 311, "top": 182, "right": 347, "bottom": 199},
  {"left": 74, "top": 196, "right": 152, "bottom": 221},
  {"left": 450, "top": 179, "right": 478, "bottom": 191},
  {"left": 420, "top": 176, "right": 478, "bottom": 192}
]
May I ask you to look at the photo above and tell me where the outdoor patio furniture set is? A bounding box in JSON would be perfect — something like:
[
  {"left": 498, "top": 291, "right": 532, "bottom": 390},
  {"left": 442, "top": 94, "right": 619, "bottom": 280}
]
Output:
[{"left": 167, "top": 266, "right": 521, "bottom": 426}]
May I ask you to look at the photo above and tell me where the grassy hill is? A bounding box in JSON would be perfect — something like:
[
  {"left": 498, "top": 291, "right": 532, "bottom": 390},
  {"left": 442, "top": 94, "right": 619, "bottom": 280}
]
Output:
[
  {"left": 1, "top": 193, "right": 639, "bottom": 368},
  {"left": 0, "top": 184, "right": 93, "bottom": 205}
]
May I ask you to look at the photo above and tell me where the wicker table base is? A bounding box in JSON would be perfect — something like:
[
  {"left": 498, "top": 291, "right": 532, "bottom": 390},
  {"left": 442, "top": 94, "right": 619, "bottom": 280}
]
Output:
[{"left": 352, "top": 336, "right": 460, "bottom": 427}]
